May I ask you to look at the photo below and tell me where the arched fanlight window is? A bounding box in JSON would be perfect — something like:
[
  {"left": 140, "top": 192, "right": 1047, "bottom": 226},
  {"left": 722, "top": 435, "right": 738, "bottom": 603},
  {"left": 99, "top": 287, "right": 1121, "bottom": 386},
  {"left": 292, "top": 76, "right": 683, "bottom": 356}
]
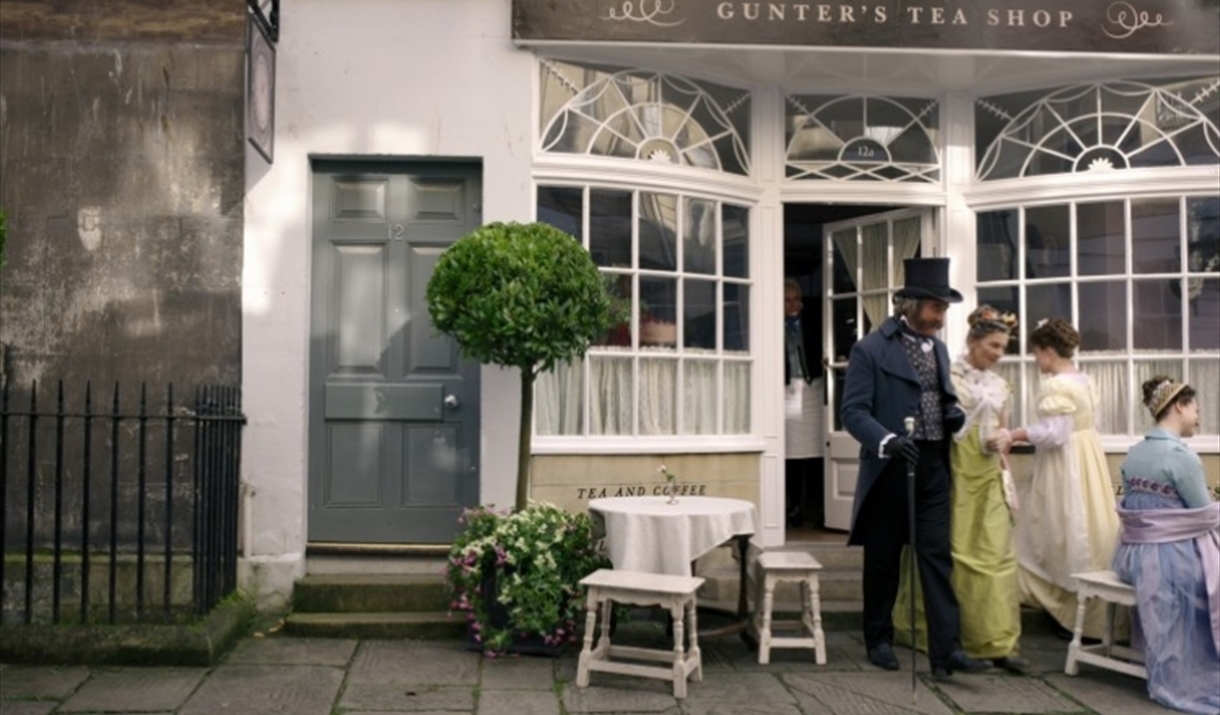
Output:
[
  {"left": 976, "top": 77, "right": 1220, "bottom": 180},
  {"left": 784, "top": 94, "right": 941, "bottom": 182},
  {"left": 539, "top": 59, "right": 751, "bottom": 175}
]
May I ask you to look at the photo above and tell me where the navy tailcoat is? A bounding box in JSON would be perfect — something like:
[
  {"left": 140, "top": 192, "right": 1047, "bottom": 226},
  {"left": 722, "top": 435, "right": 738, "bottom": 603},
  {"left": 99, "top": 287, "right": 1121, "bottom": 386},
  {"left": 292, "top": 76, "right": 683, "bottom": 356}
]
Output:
[{"left": 839, "top": 316, "right": 964, "bottom": 545}]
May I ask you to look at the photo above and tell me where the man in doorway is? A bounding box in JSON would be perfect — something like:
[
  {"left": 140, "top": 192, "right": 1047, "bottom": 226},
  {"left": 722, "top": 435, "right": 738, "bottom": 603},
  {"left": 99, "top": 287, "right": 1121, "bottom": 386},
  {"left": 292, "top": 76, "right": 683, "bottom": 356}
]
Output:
[
  {"left": 839, "top": 257, "right": 990, "bottom": 680},
  {"left": 784, "top": 278, "right": 825, "bottom": 529}
]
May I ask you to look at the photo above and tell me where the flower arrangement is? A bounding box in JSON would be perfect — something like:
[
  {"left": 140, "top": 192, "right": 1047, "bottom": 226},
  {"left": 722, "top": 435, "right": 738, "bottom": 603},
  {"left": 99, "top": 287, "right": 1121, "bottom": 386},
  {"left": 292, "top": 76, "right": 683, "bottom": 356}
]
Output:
[
  {"left": 446, "top": 502, "right": 609, "bottom": 655},
  {"left": 658, "top": 463, "right": 679, "bottom": 503}
]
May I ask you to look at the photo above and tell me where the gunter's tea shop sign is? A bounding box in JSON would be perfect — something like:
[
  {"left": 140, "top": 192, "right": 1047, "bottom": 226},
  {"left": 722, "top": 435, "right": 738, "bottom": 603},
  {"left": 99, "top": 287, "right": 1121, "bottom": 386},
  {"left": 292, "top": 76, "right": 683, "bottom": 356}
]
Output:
[{"left": 513, "top": 0, "right": 1220, "bottom": 55}]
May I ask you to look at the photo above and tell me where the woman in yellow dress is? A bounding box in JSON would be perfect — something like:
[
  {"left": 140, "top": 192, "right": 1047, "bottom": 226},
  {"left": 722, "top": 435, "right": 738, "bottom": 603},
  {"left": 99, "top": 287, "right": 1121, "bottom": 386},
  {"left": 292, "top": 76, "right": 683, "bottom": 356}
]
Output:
[
  {"left": 1007, "top": 318, "right": 1123, "bottom": 640},
  {"left": 893, "top": 306, "right": 1028, "bottom": 671}
]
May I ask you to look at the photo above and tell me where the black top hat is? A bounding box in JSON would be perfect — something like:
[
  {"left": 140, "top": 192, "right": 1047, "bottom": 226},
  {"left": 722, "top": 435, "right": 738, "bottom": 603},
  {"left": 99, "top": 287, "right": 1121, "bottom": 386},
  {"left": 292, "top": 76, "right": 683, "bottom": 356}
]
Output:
[{"left": 895, "top": 257, "right": 963, "bottom": 303}]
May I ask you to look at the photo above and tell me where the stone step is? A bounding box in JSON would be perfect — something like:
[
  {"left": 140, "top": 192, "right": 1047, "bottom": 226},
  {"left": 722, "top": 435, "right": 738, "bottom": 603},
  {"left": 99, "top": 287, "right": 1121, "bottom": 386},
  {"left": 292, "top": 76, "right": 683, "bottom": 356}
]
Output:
[
  {"left": 293, "top": 574, "right": 452, "bottom": 614},
  {"left": 288, "top": 543, "right": 867, "bottom": 641},
  {"left": 284, "top": 611, "right": 467, "bottom": 640}
]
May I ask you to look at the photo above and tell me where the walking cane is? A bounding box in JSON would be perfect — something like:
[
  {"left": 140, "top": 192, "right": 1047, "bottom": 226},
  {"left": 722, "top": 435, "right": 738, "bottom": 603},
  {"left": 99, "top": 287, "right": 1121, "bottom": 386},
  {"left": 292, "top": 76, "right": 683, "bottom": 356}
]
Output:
[{"left": 904, "top": 416, "right": 918, "bottom": 703}]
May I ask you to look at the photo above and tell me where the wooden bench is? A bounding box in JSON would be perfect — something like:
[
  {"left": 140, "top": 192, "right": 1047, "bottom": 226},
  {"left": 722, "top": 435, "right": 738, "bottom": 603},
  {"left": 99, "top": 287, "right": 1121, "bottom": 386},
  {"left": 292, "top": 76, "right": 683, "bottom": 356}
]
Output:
[
  {"left": 753, "top": 551, "right": 826, "bottom": 665},
  {"left": 575, "top": 569, "right": 704, "bottom": 699},
  {"left": 1065, "top": 570, "right": 1146, "bottom": 680}
]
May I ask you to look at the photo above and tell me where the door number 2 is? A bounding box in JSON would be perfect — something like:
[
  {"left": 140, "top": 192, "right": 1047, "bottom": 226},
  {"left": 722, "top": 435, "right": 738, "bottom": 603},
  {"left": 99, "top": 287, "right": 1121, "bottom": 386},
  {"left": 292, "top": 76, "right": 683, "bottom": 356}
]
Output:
[{"left": 390, "top": 224, "right": 405, "bottom": 241}]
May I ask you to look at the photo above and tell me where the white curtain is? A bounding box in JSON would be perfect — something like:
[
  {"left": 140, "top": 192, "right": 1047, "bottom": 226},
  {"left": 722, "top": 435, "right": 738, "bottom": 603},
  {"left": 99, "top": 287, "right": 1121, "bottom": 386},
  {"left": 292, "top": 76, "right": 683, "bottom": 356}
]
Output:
[
  {"left": 1191, "top": 359, "right": 1220, "bottom": 437},
  {"left": 535, "top": 354, "right": 754, "bottom": 436},
  {"left": 832, "top": 229, "right": 858, "bottom": 291},
  {"left": 535, "top": 361, "right": 583, "bottom": 435},
  {"left": 639, "top": 358, "right": 677, "bottom": 434},
  {"left": 835, "top": 219, "right": 920, "bottom": 332},
  {"left": 993, "top": 355, "right": 1220, "bottom": 437},
  {"left": 892, "top": 216, "right": 923, "bottom": 287},
  {"left": 590, "top": 356, "right": 633, "bottom": 435},
  {"left": 682, "top": 360, "right": 717, "bottom": 434},
  {"left": 724, "top": 362, "right": 751, "bottom": 434},
  {"left": 1078, "top": 361, "right": 1128, "bottom": 435}
]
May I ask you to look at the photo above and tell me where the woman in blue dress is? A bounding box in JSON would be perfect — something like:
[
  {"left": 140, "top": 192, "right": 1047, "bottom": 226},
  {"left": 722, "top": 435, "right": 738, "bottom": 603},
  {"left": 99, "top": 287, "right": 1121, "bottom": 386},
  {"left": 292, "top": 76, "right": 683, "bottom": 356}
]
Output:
[{"left": 1112, "top": 376, "right": 1219, "bottom": 715}]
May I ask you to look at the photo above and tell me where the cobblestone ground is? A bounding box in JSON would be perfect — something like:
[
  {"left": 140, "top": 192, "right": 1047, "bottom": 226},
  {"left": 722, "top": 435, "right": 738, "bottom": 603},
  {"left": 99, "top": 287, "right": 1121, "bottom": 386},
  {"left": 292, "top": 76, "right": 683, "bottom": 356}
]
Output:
[{"left": 0, "top": 626, "right": 1175, "bottom": 715}]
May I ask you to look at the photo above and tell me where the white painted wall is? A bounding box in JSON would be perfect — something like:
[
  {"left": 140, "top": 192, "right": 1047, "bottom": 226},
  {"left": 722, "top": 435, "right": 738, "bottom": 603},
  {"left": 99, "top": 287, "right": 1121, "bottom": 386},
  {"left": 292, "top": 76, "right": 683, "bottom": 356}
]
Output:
[
  {"left": 235, "top": 0, "right": 1220, "bottom": 610},
  {"left": 241, "top": 0, "right": 532, "bottom": 609}
]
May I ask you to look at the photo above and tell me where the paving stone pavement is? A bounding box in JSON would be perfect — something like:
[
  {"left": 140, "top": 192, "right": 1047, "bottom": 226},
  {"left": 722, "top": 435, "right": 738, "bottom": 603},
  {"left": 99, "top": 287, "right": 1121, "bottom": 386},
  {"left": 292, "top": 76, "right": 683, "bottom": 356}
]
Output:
[{"left": 0, "top": 629, "right": 1181, "bottom": 714}]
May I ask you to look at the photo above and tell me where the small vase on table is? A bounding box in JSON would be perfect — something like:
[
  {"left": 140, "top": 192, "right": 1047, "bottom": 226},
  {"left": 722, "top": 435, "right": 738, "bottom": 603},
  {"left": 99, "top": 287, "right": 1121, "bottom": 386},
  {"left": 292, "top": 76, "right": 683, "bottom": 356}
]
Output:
[{"left": 658, "top": 463, "right": 679, "bottom": 505}]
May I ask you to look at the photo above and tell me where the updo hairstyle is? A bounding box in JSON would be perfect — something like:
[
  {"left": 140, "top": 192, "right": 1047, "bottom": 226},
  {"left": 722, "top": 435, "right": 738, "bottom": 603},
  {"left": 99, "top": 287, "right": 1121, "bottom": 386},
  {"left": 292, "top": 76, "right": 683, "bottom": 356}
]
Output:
[
  {"left": 1029, "top": 317, "right": 1080, "bottom": 358},
  {"left": 1141, "top": 375, "right": 1196, "bottom": 422},
  {"left": 966, "top": 305, "right": 1017, "bottom": 343}
]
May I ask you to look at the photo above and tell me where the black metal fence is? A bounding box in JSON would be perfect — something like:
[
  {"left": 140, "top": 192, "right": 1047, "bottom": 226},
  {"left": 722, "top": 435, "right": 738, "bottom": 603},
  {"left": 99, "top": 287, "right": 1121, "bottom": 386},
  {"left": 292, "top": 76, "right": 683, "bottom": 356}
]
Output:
[{"left": 0, "top": 381, "right": 245, "bottom": 626}]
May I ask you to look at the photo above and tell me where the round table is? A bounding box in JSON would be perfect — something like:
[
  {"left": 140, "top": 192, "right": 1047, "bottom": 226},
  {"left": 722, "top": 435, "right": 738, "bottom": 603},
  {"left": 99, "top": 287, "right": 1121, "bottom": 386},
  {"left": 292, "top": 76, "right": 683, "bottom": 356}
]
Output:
[
  {"left": 588, "top": 496, "right": 756, "bottom": 576},
  {"left": 588, "top": 495, "right": 757, "bottom": 640}
]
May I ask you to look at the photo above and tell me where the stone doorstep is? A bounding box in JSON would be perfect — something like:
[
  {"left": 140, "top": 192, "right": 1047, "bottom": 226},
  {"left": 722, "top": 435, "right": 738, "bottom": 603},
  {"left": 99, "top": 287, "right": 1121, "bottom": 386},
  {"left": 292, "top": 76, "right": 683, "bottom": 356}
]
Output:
[
  {"left": 283, "top": 543, "right": 868, "bottom": 642},
  {"left": 293, "top": 573, "right": 452, "bottom": 613}
]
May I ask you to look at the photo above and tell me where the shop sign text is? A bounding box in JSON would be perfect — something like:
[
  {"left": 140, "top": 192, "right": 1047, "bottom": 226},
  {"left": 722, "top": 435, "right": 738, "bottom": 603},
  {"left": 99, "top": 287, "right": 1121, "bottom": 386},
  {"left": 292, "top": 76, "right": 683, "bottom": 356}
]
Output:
[
  {"left": 576, "top": 483, "right": 709, "bottom": 499},
  {"left": 513, "top": 0, "right": 1218, "bottom": 55}
]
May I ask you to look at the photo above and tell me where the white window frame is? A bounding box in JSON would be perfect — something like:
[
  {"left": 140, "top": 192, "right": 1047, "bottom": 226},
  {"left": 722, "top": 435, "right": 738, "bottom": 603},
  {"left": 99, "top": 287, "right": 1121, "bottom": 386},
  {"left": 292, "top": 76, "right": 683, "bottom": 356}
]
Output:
[
  {"left": 531, "top": 168, "right": 763, "bottom": 454},
  {"left": 968, "top": 180, "right": 1220, "bottom": 454}
]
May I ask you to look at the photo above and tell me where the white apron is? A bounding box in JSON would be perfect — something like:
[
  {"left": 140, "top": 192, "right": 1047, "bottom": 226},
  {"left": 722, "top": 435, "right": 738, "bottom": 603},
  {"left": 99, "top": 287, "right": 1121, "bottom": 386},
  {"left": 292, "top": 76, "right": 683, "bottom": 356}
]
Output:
[{"left": 785, "top": 377, "right": 824, "bottom": 459}]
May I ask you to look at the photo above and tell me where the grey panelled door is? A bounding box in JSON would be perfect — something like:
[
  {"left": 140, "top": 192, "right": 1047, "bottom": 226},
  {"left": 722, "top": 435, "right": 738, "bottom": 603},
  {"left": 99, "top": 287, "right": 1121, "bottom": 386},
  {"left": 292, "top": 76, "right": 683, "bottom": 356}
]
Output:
[{"left": 309, "top": 161, "right": 481, "bottom": 544}]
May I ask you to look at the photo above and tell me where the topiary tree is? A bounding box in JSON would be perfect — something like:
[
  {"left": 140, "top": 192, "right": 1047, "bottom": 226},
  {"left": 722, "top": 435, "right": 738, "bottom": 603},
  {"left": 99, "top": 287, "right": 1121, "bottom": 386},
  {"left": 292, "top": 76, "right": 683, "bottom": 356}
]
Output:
[{"left": 426, "top": 221, "right": 618, "bottom": 512}]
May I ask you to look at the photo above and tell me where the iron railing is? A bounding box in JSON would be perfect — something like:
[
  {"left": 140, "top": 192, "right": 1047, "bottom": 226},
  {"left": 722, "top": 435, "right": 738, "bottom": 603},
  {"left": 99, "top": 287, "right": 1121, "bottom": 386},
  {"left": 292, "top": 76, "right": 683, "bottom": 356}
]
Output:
[{"left": 0, "top": 381, "right": 245, "bottom": 625}]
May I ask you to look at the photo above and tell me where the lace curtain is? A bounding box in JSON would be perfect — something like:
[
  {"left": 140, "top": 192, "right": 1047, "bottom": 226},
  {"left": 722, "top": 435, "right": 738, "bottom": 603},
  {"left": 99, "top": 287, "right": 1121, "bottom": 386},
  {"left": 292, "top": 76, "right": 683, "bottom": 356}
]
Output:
[
  {"left": 833, "top": 218, "right": 921, "bottom": 330},
  {"left": 535, "top": 351, "right": 752, "bottom": 436},
  {"left": 1191, "top": 360, "right": 1220, "bottom": 436},
  {"left": 1076, "top": 357, "right": 1220, "bottom": 436},
  {"left": 989, "top": 356, "right": 1219, "bottom": 436}
]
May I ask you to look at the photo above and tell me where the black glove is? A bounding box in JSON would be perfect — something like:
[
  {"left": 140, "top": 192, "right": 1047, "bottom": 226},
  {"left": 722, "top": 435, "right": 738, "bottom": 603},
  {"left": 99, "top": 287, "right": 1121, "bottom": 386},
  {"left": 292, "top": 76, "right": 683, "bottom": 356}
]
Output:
[
  {"left": 944, "top": 408, "right": 966, "bottom": 435},
  {"left": 883, "top": 435, "right": 919, "bottom": 464}
]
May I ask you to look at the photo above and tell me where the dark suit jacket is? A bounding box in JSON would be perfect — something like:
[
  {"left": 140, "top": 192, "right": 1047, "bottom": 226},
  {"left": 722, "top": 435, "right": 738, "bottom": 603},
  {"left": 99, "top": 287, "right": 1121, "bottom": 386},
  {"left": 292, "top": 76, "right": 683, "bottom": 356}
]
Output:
[
  {"left": 784, "top": 315, "right": 821, "bottom": 386},
  {"left": 839, "top": 316, "right": 964, "bottom": 545}
]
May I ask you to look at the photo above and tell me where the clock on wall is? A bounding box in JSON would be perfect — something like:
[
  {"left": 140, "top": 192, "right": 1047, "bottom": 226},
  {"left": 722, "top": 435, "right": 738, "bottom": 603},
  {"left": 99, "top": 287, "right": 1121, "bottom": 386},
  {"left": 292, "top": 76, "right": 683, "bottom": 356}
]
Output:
[{"left": 247, "top": 14, "right": 275, "bottom": 163}]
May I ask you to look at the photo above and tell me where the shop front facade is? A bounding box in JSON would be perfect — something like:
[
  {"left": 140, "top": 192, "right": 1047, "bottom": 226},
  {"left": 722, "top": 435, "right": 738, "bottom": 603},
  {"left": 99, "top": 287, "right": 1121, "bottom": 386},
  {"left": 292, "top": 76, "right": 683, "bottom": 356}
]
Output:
[{"left": 240, "top": 0, "right": 1219, "bottom": 606}]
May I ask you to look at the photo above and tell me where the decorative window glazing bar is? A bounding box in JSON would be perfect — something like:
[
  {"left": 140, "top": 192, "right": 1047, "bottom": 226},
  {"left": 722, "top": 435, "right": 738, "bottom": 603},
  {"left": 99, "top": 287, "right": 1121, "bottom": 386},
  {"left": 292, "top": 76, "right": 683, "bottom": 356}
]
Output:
[
  {"left": 538, "top": 59, "right": 751, "bottom": 175},
  {"left": 784, "top": 94, "right": 941, "bottom": 183},
  {"left": 976, "top": 77, "right": 1220, "bottom": 180}
]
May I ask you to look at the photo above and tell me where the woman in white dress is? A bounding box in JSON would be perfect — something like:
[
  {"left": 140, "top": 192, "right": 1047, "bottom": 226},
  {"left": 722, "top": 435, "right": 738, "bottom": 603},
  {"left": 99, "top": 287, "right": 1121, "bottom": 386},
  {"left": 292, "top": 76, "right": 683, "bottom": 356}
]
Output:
[{"left": 1005, "top": 318, "right": 1122, "bottom": 639}]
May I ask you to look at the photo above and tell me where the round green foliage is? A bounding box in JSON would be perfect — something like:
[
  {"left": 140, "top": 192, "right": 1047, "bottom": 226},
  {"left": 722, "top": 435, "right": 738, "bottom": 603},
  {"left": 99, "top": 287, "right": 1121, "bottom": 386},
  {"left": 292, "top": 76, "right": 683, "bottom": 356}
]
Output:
[
  {"left": 446, "top": 502, "right": 609, "bottom": 654},
  {"left": 426, "top": 222, "right": 617, "bottom": 376}
]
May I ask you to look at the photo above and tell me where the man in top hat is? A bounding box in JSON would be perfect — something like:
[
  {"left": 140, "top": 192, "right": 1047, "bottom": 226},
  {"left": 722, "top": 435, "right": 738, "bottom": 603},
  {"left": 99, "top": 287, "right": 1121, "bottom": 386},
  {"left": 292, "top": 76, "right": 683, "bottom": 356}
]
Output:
[{"left": 839, "top": 257, "right": 991, "bottom": 680}]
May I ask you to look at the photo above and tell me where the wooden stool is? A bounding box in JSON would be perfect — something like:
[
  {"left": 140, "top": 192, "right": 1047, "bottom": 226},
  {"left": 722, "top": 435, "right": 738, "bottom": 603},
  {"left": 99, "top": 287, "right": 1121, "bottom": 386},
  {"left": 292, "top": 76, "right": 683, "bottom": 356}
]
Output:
[
  {"left": 576, "top": 569, "right": 704, "bottom": 699},
  {"left": 753, "top": 551, "right": 826, "bottom": 665},
  {"left": 1065, "top": 570, "right": 1146, "bottom": 680}
]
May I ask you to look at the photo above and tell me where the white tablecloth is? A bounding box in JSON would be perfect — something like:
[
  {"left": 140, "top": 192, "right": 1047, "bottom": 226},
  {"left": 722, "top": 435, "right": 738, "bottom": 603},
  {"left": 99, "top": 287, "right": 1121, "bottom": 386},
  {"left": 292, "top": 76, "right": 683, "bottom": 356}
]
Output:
[{"left": 589, "top": 496, "right": 757, "bottom": 577}]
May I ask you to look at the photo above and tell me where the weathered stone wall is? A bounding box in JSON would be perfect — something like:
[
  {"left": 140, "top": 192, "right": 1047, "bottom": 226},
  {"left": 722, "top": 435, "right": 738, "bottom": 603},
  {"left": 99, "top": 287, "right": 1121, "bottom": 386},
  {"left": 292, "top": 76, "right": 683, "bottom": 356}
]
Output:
[
  {"left": 0, "top": 0, "right": 246, "bottom": 392},
  {"left": 0, "top": 1, "right": 247, "bottom": 562}
]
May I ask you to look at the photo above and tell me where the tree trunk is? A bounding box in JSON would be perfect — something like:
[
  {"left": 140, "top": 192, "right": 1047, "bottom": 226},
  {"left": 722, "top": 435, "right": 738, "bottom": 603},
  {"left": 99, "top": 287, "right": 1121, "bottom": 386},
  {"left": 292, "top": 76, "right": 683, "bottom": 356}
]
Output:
[{"left": 515, "top": 370, "right": 535, "bottom": 512}]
